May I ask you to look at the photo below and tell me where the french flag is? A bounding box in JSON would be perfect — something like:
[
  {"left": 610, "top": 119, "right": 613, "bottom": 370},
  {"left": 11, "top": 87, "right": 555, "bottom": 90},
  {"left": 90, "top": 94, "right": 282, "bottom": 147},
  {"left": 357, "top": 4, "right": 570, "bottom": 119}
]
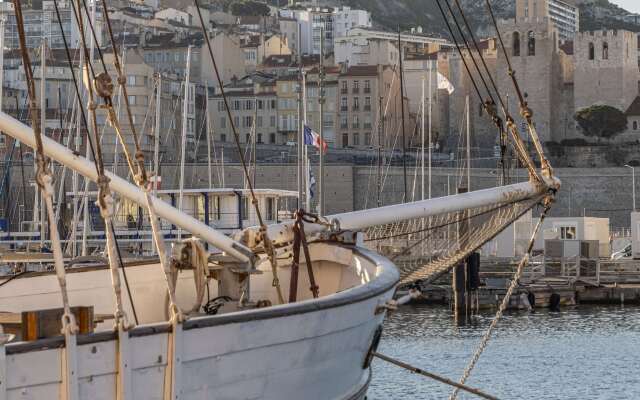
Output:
[{"left": 304, "top": 124, "right": 328, "bottom": 153}]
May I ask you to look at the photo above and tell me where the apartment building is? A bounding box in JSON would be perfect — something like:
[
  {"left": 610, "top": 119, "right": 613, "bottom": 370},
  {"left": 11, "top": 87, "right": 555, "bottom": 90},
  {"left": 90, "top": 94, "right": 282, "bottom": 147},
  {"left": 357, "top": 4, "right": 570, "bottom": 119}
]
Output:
[
  {"left": 516, "top": 0, "right": 579, "bottom": 40},
  {"left": 210, "top": 73, "right": 279, "bottom": 145},
  {"left": 337, "top": 65, "right": 404, "bottom": 149}
]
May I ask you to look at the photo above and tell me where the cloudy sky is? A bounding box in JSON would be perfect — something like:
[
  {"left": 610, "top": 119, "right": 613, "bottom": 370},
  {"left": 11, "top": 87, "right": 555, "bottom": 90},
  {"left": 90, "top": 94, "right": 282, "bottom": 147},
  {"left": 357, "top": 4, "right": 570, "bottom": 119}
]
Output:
[{"left": 612, "top": 0, "right": 640, "bottom": 13}]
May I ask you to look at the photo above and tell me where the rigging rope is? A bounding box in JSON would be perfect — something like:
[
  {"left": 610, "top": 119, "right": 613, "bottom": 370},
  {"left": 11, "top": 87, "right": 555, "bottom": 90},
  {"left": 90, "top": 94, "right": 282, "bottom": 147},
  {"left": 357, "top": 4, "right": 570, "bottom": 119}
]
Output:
[
  {"left": 449, "top": 201, "right": 552, "bottom": 399},
  {"left": 194, "top": 0, "right": 284, "bottom": 304}
]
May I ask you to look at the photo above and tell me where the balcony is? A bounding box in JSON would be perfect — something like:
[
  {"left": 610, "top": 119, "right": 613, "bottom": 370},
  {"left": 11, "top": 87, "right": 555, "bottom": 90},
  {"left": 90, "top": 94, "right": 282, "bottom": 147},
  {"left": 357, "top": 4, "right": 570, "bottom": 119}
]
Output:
[
  {"left": 340, "top": 123, "right": 349, "bottom": 129},
  {"left": 364, "top": 105, "right": 371, "bottom": 111},
  {"left": 352, "top": 106, "right": 360, "bottom": 111},
  {"left": 352, "top": 88, "right": 360, "bottom": 94},
  {"left": 340, "top": 88, "right": 348, "bottom": 94},
  {"left": 352, "top": 123, "right": 360, "bottom": 129},
  {"left": 364, "top": 87, "right": 371, "bottom": 94},
  {"left": 364, "top": 123, "right": 372, "bottom": 129},
  {"left": 340, "top": 106, "right": 348, "bottom": 112}
]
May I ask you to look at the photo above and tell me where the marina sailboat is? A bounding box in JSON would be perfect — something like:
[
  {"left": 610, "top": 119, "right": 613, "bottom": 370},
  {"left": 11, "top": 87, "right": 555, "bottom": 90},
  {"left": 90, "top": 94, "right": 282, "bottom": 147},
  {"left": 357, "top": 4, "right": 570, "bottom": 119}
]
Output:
[{"left": 0, "top": 0, "right": 560, "bottom": 399}]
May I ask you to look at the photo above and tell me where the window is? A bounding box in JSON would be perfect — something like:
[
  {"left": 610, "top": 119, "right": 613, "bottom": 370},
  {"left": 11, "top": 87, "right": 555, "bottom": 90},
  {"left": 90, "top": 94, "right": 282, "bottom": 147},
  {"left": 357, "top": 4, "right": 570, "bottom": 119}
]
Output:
[
  {"left": 266, "top": 198, "right": 275, "bottom": 221},
  {"left": 353, "top": 80, "right": 359, "bottom": 93},
  {"left": 342, "top": 133, "right": 349, "bottom": 148},
  {"left": 234, "top": 116, "right": 240, "bottom": 127},
  {"left": 365, "top": 132, "right": 371, "bottom": 146},
  {"left": 341, "top": 81, "right": 348, "bottom": 94},
  {"left": 128, "top": 95, "right": 136, "bottom": 105},
  {"left": 364, "top": 80, "right": 371, "bottom": 93},
  {"left": 364, "top": 97, "right": 371, "bottom": 111},
  {"left": 257, "top": 133, "right": 263, "bottom": 143},
  {"left": 512, "top": 32, "right": 520, "bottom": 57},
  {"left": 352, "top": 115, "right": 359, "bottom": 129},
  {"left": 602, "top": 42, "right": 609, "bottom": 60},
  {"left": 270, "top": 116, "right": 276, "bottom": 127},
  {"left": 353, "top": 97, "right": 359, "bottom": 110},
  {"left": 220, "top": 117, "right": 226, "bottom": 128},
  {"left": 246, "top": 133, "right": 251, "bottom": 143},
  {"left": 241, "top": 197, "right": 249, "bottom": 220},
  {"left": 588, "top": 42, "right": 595, "bottom": 60},
  {"left": 270, "top": 132, "right": 276, "bottom": 144},
  {"left": 211, "top": 196, "right": 221, "bottom": 221},
  {"left": 634, "top": 121, "right": 638, "bottom": 130},
  {"left": 233, "top": 100, "right": 241, "bottom": 110},
  {"left": 220, "top": 133, "right": 227, "bottom": 142},
  {"left": 340, "top": 97, "right": 348, "bottom": 111},
  {"left": 218, "top": 101, "right": 225, "bottom": 112},
  {"left": 527, "top": 31, "right": 535, "bottom": 56},
  {"left": 353, "top": 132, "right": 360, "bottom": 146},
  {"left": 560, "top": 226, "right": 577, "bottom": 240},
  {"left": 257, "top": 100, "right": 264, "bottom": 110},
  {"left": 245, "top": 100, "right": 254, "bottom": 110},
  {"left": 340, "top": 115, "right": 348, "bottom": 129},
  {"left": 257, "top": 116, "right": 263, "bottom": 127}
]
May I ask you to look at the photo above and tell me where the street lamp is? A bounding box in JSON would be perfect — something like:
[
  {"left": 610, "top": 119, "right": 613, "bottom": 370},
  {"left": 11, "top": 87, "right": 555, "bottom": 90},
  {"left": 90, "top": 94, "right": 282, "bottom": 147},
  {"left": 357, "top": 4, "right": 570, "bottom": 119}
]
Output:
[{"left": 625, "top": 164, "right": 636, "bottom": 212}]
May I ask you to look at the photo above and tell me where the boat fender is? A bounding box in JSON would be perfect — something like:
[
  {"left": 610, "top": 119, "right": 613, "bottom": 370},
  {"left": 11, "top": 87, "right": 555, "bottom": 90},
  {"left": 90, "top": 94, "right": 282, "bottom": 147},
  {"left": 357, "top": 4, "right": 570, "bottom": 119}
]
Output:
[
  {"left": 520, "top": 293, "right": 532, "bottom": 311},
  {"left": 527, "top": 291, "right": 536, "bottom": 309},
  {"left": 362, "top": 325, "right": 383, "bottom": 369},
  {"left": 549, "top": 293, "right": 561, "bottom": 312},
  {"left": 396, "top": 288, "right": 422, "bottom": 306}
]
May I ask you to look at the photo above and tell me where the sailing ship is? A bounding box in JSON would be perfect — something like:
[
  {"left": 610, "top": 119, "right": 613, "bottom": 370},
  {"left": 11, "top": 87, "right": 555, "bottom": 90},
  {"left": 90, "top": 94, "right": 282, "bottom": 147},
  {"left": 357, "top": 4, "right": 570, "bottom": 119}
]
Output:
[{"left": 0, "top": 0, "right": 560, "bottom": 398}]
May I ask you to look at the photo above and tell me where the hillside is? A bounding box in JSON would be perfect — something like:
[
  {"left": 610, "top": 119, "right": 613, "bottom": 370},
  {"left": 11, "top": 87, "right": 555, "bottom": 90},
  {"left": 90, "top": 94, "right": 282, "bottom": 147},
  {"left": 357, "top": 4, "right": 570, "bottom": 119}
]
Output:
[{"left": 337, "top": 0, "right": 640, "bottom": 37}]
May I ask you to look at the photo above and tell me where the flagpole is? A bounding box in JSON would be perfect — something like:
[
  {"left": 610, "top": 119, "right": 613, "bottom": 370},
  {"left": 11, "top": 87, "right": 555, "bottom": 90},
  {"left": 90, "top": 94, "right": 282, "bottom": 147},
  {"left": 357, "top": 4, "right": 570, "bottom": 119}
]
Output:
[{"left": 297, "top": 22, "right": 303, "bottom": 209}]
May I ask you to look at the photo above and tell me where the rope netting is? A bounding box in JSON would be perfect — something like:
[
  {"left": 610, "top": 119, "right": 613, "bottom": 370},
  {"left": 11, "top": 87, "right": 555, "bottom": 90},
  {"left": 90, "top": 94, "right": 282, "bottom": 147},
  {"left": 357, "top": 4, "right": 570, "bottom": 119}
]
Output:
[{"left": 364, "top": 194, "right": 546, "bottom": 284}]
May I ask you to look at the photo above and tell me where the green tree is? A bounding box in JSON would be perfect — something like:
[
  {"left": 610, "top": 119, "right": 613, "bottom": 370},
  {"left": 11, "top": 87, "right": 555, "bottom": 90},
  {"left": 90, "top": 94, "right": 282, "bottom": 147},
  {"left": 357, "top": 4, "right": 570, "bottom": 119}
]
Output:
[
  {"left": 229, "top": 0, "right": 270, "bottom": 16},
  {"left": 574, "top": 105, "right": 628, "bottom": 140}
]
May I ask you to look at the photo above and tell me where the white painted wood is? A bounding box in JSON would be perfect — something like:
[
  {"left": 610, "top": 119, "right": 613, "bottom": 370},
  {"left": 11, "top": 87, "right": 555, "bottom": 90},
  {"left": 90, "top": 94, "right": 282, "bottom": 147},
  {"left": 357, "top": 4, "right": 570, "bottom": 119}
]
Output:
[{"left": 3, "top": 246, "right": 397, "bottom": 400}]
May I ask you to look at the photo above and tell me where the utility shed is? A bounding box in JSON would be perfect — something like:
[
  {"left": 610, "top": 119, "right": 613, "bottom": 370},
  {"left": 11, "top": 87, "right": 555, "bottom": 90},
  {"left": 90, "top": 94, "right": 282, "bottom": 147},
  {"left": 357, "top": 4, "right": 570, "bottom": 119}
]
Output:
[
  {"left": 533, "top": 217, "right": 610, "bottom": 258},
  {"left": 481, "top": 211, "right": 533, "bottom": 258}
]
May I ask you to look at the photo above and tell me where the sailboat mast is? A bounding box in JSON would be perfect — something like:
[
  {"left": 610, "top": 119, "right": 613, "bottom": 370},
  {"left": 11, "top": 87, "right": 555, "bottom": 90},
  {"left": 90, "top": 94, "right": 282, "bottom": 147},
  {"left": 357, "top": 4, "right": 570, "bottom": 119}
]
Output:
[
  {"left": 428, "top": 61, "right": 432, "bottom": 199},
  {"left": 377, "top": 95, "right": 383, "bottom": 207},
  {"left": 178, "top": 45, "right": 192, "bottom": 240},
  {"left": 318, "top": 25, "right": 325, "bottom": 215},
  {"left": 421, "top": 76, "right": 424, "bottom": 202},
  {"left": 466, "top": 95, "right": 471, "bottom": 191},
  {"left": 297, "top": 22, "right": 303, "bottom": 208},
  {"left": 205, "top": 81, "right": 213, "bottom": 189},
  {"left": 398, "top": 28, "right": 407, "bottom": 202},
  {"left": 154, "top": 74, "right": 161, "bottom": 196},
  {"left": 39, "top": 39, "right": 46, "bottom": 246}
]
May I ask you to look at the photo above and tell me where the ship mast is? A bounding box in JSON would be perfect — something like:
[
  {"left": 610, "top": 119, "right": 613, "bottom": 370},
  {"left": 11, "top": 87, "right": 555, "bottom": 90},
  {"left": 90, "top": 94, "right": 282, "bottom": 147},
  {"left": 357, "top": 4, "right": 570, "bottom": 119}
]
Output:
[{"left": 398, "top": 28, "right": 408, "bottom": 202}]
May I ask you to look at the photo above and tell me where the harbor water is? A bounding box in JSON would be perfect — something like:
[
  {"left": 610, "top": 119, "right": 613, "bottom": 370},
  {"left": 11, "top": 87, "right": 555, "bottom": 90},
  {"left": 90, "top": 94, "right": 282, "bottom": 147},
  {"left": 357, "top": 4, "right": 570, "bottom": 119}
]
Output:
[{"left": 370, "top": 304, "right": 640, "bottom": 399}]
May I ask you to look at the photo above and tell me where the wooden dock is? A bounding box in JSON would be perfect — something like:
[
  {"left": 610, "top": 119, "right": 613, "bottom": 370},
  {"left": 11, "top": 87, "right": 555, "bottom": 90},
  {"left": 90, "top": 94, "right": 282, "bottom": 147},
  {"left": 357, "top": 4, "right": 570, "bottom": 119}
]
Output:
[{"left": 399, "top": 257, "right": 640, "bottom": 309}]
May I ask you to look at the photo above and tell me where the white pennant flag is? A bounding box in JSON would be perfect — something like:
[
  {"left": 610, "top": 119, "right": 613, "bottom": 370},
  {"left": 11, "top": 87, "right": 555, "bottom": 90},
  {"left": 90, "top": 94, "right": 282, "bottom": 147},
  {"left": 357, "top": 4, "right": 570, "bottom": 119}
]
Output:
[{"left": 437, "top": 72, "right": 455, "bottom": 95}]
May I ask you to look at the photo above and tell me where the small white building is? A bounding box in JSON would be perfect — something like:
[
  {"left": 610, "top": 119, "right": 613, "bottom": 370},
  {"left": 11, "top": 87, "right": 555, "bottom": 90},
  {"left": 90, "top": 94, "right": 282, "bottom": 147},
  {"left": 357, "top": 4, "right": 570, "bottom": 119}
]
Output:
[
  {"left": 481, "top": 211, "right": 533, "bottom": 258},
  {"left": 533, "top": 216, "right": 610, "bottom": 258}
]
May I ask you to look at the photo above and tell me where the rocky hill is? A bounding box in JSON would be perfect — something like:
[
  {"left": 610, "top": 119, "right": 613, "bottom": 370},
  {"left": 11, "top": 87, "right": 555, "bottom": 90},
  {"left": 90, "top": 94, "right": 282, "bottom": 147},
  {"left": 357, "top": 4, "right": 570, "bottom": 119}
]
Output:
[{"left": 335, "top": 0, "right": 640, "bottom": 37}]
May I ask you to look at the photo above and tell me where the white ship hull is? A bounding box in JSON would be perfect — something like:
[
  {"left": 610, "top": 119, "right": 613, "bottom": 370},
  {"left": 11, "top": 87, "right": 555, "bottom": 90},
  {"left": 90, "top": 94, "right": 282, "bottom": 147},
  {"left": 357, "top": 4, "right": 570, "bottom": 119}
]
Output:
[{"left": 1, "top": 245, "right": 398, "bottom": 399}]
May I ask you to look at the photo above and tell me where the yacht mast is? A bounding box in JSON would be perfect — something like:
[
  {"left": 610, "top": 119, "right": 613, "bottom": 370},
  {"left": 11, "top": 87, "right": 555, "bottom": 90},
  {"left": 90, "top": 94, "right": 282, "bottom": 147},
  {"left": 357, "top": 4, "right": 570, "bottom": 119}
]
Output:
[
  {"left": 39, "top": 39, "right": 46, "bottom": 246},
  {"left": 318, "top": 26, "right": 325, "bottom": 215},
  {"left": 154, "top": 74, "right": 161, "bottom": 196},
  {"left": 428, "top": 61, "right": 433, "bottom": 199},
  {"left": 205, "top": 80, "right": 212, "bottom": 189},
  {"left": 398, "top": 28, "right": 407, "bottom": 202},
  {"left": 466, "top": 95, "right": 471, "bottom": 191},
  {"left": 297, "top": 22, "right": 303, "bottom": 208},
  {"left": 178, "top": 45, "right": 192, "bottom": 240}
]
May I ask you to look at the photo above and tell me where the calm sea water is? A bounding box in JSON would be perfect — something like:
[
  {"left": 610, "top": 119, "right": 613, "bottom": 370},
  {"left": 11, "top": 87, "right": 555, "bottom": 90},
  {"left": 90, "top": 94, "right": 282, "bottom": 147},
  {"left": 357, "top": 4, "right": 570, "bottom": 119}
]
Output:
[{"left": 369, "top": 304, "right": 640, "bottom": 399}]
